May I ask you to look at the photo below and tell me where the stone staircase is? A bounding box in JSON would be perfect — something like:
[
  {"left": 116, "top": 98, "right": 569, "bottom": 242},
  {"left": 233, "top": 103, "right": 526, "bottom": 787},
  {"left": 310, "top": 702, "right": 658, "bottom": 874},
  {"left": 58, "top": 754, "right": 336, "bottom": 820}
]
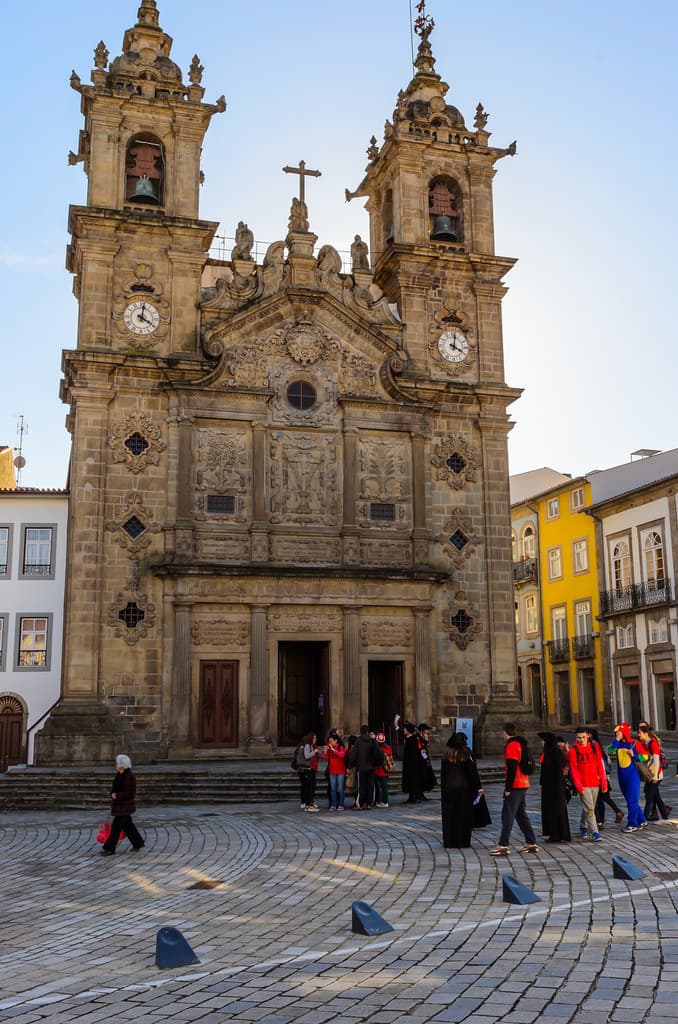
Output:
[{"left": 0, "top": 760, "right": 505, "bottom": 812}]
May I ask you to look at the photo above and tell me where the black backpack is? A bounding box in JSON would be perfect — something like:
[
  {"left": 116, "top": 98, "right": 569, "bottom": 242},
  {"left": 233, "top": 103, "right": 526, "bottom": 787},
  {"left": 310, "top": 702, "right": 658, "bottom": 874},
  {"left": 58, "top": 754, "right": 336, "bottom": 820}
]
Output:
[{"left": 517, "top": 737, "right": 535, "bottom": 776}]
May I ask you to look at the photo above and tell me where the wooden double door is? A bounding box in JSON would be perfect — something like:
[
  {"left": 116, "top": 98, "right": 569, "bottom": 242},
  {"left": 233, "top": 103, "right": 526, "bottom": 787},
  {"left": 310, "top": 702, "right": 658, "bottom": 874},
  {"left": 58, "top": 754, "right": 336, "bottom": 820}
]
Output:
[
  {"left": 198, "top": 660, "right": 239, "bottom": 747},
  {"left": 278, "top": 642, "right": 329, "bottom": 746},
  {"left": 0, "top": 699, "right": 24, "bottom": 770}
]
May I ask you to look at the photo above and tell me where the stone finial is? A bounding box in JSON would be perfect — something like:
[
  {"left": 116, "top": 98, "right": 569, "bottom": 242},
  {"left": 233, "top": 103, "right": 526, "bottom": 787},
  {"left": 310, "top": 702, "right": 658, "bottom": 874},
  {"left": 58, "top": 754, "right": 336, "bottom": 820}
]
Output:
[
  {"left": 384, "top": 119, "right": 394, "bottom": 139},
  {"left": 474, "top": 103, "right": 489, "bottom": 130},
  {"left": 367, "top": 136, "right": 379, "bottom": 161},
  {"left": 94, "top": 41, "right": 109, "bottom": 70},
  {"left": 137, "top": 0, "right": 160, "bottom": 27},
  {"left": 508, "top": 140, "right": 517, "bottom": 156},
  {"left": 215, "top": 95, "right": 227, "bottom": 112},
  {"left": 70, "top": 69, "right": 82, "bottom": 91},
  {"left": 189, "top": 55, "right": 204, "bottom": 85},
  {"left": 413, "top": 0, "right": 435, "bottom": 43}
]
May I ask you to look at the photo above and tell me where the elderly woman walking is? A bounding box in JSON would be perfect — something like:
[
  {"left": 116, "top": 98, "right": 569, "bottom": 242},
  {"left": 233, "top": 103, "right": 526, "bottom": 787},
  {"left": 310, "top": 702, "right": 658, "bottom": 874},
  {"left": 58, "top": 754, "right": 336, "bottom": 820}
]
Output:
[{"left": 100, "top": 754, "right": 145, "bottom": 856}]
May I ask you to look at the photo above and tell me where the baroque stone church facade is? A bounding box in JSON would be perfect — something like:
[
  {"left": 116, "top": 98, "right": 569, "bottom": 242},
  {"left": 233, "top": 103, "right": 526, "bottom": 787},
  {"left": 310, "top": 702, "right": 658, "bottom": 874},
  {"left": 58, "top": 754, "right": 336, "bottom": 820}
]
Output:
[{"left": 37, "top": 1, "right": 525, "bottom": 763}]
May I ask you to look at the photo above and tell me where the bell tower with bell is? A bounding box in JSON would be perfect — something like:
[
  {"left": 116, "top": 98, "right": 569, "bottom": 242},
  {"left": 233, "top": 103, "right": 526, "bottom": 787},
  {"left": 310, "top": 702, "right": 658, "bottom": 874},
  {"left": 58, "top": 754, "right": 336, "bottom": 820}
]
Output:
[
  {"left": 36, "top": 1, "right": 225, "bottom": 764},
  {"left": 348, "top": 4, "right": 534, "bottom": 747}
]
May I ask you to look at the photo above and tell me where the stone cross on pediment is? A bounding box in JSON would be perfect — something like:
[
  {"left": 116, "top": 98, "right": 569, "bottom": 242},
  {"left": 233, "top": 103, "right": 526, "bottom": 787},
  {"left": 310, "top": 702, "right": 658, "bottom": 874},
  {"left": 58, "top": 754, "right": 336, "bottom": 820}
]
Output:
[{"left": 282, "top": 160, "right": 322, "bottom": 203}]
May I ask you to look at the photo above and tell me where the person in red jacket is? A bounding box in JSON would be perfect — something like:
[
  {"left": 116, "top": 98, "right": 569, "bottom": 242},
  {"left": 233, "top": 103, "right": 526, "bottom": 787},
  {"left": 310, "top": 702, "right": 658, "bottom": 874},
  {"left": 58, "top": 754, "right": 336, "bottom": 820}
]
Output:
[
  {"left": 374, "top": 732, "right": 394, "bottom": 808},
  {"left": 323, "top": 730, "right": 347, "bottom": 811},
  {"left": 568, "top": 726, "right": 608, "bottom": 841},
  {"left": 490, "top": 723, "right": 538, "bottom": 856}
]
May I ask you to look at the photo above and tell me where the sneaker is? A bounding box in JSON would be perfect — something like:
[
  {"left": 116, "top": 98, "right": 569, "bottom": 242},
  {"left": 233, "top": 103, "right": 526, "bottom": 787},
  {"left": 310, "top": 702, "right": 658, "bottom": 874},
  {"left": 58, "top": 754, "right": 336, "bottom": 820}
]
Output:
[
  {"left": 375, "top": 801, "right": 387, "bottom": 808},
  {"left": 638, "top": 820, "right": 648, "bottom": 828},
  {"left": 591, "top": 832, "right": 603, "bottom": 842},
  {"left": 520, "top": 844, "right": 539, "bottom": 853},
  {"left": 615, "top": 810, "right": 625, "bottom": 823},
  {"left": 579, "top": 828, "right": 588, "bottom": 839},
  {"left": 490, "top": 846, "right": 510, "bottom": 857},
  {"left": 329, "top": 806, "right": 337, "bottom": 812},
  {"left": 300, "top": 803, "right": 306, "bottom": 809},
  {"left": 337, "top": 805, "right": 345, "bottom": 812},
  {"left": 100, "top": 850, "right": 115, "bottom": 857},
  {"left": 622, "top": 825, "right": 637, "bottom": 833},
  {"left": 305, "top": 805, "right": 319, "bottom": 813}
]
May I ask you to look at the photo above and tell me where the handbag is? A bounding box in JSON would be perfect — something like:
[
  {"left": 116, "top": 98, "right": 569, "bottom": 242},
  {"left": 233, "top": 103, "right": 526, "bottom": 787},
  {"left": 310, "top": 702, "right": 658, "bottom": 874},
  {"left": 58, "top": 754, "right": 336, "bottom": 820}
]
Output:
[
  {"left": 635, "top": 759, "right": 653, "bottom": 782},
  {"left": 345, "top": 767, "right": 357, "bottom": 795},
  {"left": 96, "top": 821, "right": 126, "bottom": 844}
]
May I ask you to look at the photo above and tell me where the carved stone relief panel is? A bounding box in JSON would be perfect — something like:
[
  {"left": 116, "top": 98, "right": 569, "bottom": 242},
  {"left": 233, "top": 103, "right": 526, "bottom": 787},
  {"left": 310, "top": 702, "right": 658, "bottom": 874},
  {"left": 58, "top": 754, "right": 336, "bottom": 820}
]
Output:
[
  {"left": 193, "top": 427, "right": 251, "bottom": 522},
  {"left": 267, "top": 607, "right": 343, "bottom": 633},
  {"left": 270, "top": 535, "right": 341, "bottom": 565},
  {"left": 191, "top": 619, "right": 249, "bottom": 648},
  {"left": 105, "top": 491, "right": 162, "bottom": 554},
  {"left": 361, "top": 619, "right": 413, "bottom": 649},
  {"left": 439, "top": 507, "right": 479, "bottom": 568},
  {"left": 360, "top": 539, "right": 412, "bottom": 567},
  {"left": 194, "top": 533, "right": 250, "bottom": 563},
  {"left": 270, "top": 431, "right": 339, "bottom": 526},
  {"left": 431, "top": 433, "right": 478, "bottom": 489},
  {"left": 357, "top": 435, "right": 412, "bottom": 529},
  {"left": 107, "top": 411, "right": 166, "bottom": 474},
  {"left": 107, "top": 580, "right": 156, "bottom": 646}
]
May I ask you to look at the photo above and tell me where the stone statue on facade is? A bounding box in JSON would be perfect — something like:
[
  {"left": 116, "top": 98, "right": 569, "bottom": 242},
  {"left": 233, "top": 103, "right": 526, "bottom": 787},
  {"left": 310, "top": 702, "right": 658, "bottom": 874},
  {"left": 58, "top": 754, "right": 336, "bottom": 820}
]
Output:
[
  {"left": 231, "top": 221, "right": 254, "bottom": 261},
  {"left": 351, "top": 235, "right": 370, "bottom": 273},
  {"left": 288, "top": 197, "right": 309, "bottom": 233}
]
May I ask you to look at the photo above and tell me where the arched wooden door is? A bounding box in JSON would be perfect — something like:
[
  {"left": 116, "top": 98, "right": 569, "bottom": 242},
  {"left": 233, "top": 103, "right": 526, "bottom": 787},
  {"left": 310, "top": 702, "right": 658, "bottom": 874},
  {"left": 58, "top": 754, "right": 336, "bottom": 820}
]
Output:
[{"left": 0, "top": 697, "right": 24, "bottom": 771}]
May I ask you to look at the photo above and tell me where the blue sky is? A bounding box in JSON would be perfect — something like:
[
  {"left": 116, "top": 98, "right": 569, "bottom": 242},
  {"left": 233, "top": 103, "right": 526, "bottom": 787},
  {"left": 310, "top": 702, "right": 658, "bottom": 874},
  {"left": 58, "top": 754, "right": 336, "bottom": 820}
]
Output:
[{"left": 2, "top": 1, "right": 677, "bottom": 488}]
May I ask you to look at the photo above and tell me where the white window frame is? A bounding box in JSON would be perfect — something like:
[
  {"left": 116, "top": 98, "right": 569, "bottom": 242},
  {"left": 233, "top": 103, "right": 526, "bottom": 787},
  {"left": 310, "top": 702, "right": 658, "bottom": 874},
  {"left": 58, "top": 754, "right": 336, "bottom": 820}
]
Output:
[
  {"left": 552, "top": 606, "right": 567, "bottom": 642},
  {"left": 641, "top": 528, "right": 665, "bottom": 586},
  {"left": 571, "top": 487, "right": 585, "bottom": 510},
  {"left": 19, "top": 524, "right": 57, "bottom": 580},
  {"left": 548, "top": 546, "right": 563, "bottom": 581},
  {"left": 610, "top": 538, "right": 632, "bottom": 592},
  {"left": 0, "top": 613, "right": 7, "bottom": 670},
  {"left": 574, "top": 599, "right": 592, "bottom": 638},
  {"left": 525, "top": 594, "right": 538, "bottom": 634},
  {"left": 546, "top": 497, "right": 560, "bottom": 520},
  {"left": 648, "top": 618, "right": 668, "bottom": 644},
  {"left": 522, "top": 524, "right": 536, "bottom": 559},
  {"left": 0, "top": 525, "right": 11, "bottom": 578},
  {"left": 14, "top": 613, "right": 52, "bottom": 671},
  {"left": 573, "top": 538, "right": 589, "bottom": 574},
  {"left": 616, "top": 624, "right": 634, "bottom": 649}
]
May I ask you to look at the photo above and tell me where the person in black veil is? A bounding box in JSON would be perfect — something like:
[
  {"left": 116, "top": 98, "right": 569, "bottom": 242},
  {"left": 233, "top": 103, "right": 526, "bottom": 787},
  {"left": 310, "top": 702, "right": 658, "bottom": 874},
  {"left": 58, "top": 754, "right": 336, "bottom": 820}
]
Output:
[
  {"left": 538, "top": 731, "right": 571, "bottom": 842},
  {"left": 440, "top": 732, "right": 486, "bottom": 848}
]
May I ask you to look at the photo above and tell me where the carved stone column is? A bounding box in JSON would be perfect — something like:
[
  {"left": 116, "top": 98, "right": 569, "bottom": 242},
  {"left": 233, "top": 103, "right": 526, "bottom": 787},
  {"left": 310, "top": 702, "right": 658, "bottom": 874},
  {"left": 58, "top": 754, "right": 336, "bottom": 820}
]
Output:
[
  {"left": 251, "top": 422, "right": 269, "bottom": 563},
  {"left": 249, "top": 604, "right": 272, "bottom": 754},
  {"left": 414, "top": 607, "right": 433, "bottom": 726},
  {"left": 174, "top": 412, "right": 194, "bottom": 558},
  {"left": 170, "top": 599, "right": 193, "bottom": 753},
  {"left": 342, "top": 428, "right": 360, "bottom": 564},
  {"left": 343, "top": 606, "right": 361, "bottom": 728},
  {"left": 411, "top": 432, "right": 429, "bottom": 567}
]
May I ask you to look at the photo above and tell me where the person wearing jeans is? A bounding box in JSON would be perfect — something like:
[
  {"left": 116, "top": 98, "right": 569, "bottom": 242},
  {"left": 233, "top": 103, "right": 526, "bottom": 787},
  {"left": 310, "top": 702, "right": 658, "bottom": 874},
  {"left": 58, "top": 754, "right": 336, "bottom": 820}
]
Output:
[
  {"left": 323, "top": 731, "right": 346, "bottom": 810},
  {"left": 568, "top": 727, "right": 608, "bottom": 840},
  {"left": 491, "top": 723, "right": 538, "bottom": 856}
]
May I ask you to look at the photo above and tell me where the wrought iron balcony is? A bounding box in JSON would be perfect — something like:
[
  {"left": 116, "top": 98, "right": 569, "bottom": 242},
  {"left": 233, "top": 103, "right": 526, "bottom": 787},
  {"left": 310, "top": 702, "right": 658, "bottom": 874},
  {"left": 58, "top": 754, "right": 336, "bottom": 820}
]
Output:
[
  {"left": 22, "top": 563, "right": 52, "bottom": 577},
  {"left": 600, "top": 578, "right": 673, "bottom": 615},
  {"left": 548, "top": 638, "right": 570, "bottom": 663},
  {"left": 513, "top": 557, "right": 538, "bottom": 584},
  {"left": 573, "top": 633, "right": 595, "bottom": 659}
]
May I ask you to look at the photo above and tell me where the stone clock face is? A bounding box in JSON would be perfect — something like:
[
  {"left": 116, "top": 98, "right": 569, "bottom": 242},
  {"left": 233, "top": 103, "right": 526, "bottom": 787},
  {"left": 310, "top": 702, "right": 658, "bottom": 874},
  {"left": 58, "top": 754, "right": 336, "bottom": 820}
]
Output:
[
  {"left": 123, "top": 300, "right": 160, "bottom": 335},
  {"left": 438, "top": 330, "right": 469, "bottom": 363}
]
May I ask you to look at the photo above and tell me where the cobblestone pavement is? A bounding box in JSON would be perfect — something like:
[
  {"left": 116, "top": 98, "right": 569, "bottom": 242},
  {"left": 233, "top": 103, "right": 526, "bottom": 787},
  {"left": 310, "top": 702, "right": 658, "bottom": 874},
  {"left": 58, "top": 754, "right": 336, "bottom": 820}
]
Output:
[{"left": 2, "top": 775, "right": 678, "bottom": 1024}]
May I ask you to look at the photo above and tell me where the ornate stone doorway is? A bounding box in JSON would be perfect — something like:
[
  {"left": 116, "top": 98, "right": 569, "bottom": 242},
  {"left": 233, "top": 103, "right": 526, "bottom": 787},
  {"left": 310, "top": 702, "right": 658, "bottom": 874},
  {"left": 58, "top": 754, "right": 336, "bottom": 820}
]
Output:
[
  {"left": 368, "top": 660, "right": 403, "bottom": 747},
  {"left": 278, "top": 642, "right": 330, "bottom": 746},
  {"left": 198, "top": 660, "right": 239, "bottom": 747},
  {"left": 0, "top": 697, "right": 24, "bottom": 770}
]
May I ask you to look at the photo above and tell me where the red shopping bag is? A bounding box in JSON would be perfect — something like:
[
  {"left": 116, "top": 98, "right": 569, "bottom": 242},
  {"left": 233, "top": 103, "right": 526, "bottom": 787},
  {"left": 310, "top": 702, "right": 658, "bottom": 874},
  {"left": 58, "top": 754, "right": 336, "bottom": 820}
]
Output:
[{"left": 96, "top": 821, "right": 125, "bottom": 843}]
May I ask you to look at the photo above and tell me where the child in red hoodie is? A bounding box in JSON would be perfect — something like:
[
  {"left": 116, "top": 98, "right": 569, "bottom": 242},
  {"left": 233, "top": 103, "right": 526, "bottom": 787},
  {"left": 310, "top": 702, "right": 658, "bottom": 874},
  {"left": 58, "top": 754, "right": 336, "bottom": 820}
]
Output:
[{"left": 375, "top": 733, "right": 394, "bottom": 808}]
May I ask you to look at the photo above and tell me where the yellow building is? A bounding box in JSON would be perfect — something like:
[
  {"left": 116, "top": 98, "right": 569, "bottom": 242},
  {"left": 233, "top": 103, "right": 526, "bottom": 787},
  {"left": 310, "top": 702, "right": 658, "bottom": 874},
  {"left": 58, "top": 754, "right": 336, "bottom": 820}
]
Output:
[
  {"left": 0, "top": 447, "right": 17, "bottom": 490},
  {"left": 536, "top": 477, "right": 606, "bottom": 727}
]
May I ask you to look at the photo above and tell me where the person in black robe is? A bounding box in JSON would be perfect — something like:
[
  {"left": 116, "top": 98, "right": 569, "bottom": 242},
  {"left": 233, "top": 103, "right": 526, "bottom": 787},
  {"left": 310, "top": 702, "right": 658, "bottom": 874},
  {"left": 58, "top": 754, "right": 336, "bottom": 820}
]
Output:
[
  {"left": 538, "top": 731, "right": 571, "bottom": 842},
  {"left": 440, "top": 732, "right": 485, "bottom": 848},
  {"left": 417, "top": 723, "right": 437, "bottom": 796},
  {"left": 402, "top": 722, "right": 423, "bottom": 803}
]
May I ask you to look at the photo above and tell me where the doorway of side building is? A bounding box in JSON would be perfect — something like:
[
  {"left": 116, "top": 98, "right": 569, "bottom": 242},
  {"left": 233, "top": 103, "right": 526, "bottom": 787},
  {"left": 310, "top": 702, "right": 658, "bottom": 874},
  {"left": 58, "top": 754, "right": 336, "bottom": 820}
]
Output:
[
  {"left": 368, "top": 660, "right": 403, "bottom": 750},
  {"left": 529, "top": 663, "right": 543, "bottom": 718},
  {"left": 278, "top": 642, "right": 329, "bottom": 746},
  {"left": 198, "top": 660, "right": 239, "bottom": 747},
  {"left": 0, "top": 696, "right": 24, "bottom": 770}
]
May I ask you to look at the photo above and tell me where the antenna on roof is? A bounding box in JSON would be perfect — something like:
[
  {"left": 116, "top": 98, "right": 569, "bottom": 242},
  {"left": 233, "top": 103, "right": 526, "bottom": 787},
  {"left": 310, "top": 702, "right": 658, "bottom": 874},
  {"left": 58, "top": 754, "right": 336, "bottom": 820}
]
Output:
[{"left": 14, "top": 414, "right": 28, "bottom": 484}]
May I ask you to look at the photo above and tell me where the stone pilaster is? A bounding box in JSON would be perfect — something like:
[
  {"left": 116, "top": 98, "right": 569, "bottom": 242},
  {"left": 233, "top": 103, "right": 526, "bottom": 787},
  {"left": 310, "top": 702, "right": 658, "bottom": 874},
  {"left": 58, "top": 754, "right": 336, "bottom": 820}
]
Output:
[
  {"left": 342, "top": 428, "right": 360, "bottom": 564},
  {"left": 248, "top": 605, "right": 272, "bottom": 754},
  {"left": 170, "top": 601, "right": 193, "bottom": 750},
  {"left": 411, "top": 432, "right": 429, "bottom": 567},
  {"left": 414, "top": 607, "right": 433, "bottom": 726},
  {"left": 251, "top": 422, "right": 269, "bottom": 563},
  {"left": 343, "top": 606, "right": 361, "bottom": 728}
]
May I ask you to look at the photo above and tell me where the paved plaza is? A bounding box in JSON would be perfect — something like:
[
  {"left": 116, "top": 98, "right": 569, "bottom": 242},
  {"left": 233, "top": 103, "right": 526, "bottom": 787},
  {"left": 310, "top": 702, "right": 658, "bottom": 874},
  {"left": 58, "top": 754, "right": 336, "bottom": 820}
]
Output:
[{"left": 2, "top": 772, "right": 678, "bottom": 1024}]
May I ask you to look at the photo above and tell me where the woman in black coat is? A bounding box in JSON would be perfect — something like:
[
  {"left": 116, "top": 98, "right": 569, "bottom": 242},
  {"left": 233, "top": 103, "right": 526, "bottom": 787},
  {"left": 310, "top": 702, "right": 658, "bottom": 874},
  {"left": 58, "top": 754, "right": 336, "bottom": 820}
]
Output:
[
  {"left": 538, "top": 732, "right": 571, "bottom": 842},
  {"left": 101, "top": 754, "right": 145, "bottom": 856},
  {"left": 402, "top": 722, "right": 424, "bottom": 803},
  {"left": 440, "top": 732, "right": 485, "bottom": 848}
]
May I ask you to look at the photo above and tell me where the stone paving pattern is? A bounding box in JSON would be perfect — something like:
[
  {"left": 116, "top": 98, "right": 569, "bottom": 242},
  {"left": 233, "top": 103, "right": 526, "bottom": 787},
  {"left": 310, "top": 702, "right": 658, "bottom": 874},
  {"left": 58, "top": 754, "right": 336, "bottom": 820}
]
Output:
[{"left": 2, "top": 766, "right": 678, "bottom": 1023}]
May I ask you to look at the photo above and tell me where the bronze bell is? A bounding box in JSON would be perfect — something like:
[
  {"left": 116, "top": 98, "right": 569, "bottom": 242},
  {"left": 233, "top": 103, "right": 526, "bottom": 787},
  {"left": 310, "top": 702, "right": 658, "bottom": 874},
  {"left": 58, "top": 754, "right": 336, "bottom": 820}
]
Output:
[
  {"left": 431, "top": 215, "right": 457, "bottom": 242},
  {"left": 129, "top": 175, "right": 158, "bottom": 204}
]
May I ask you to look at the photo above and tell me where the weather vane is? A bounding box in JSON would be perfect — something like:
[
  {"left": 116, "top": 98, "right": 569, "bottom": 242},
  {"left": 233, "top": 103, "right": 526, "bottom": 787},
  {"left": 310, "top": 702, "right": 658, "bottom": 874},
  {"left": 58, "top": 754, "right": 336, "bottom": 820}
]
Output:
[{"left": 414, "top": 0, "right": 435, "bottom": 42}]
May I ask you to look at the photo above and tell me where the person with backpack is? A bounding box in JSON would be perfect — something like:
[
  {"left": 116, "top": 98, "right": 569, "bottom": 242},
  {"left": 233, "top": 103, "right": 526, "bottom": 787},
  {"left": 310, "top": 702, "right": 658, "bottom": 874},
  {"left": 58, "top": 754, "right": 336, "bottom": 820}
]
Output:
[
  {"left": 374, "top": 732, "right": 394, "bottom": 807},
  {"left": 490, "top": 722, "right": 539, "bottom": 856},
  {"left": 568, "top": 726, "right": 608, "bottom": 841},
  {"left": 589, "top": 727, "right": 625, "bottom": 828},
  {"left": 638, "top": 722, "right": 672, "bottom": 821},
  {"left": 296, "top": 732, "right": 319, "bottom": 812},
  {"left": 609, "top": 722, "right": 646, "bottom": 832}
]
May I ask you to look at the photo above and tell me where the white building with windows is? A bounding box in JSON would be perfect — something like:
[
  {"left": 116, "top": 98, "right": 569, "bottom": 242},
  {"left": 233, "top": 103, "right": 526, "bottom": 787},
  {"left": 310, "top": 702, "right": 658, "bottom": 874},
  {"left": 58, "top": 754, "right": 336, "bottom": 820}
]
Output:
[
  {"left": 587, "top": 451, "right": 678, "bottom": 732},
  {"left": 0, "top": 489, "right": 68, "bottom": 767}
]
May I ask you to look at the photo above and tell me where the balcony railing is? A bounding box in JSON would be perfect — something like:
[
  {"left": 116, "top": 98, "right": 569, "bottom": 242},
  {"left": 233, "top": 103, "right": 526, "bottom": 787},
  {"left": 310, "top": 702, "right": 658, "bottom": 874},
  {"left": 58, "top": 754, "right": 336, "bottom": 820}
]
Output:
[
  {"left": 22, "top": 563, "right": 52, "bottom": 577},
  {"left": 548, "top": 638, "right": 570, "bottom": 663},
  {"left": 573, "top": 633, "right": 595, "bottom": 659},
  {"left": 600, "top": 578, "right": 673, "bottom": 615},
  {"left": 513, "top": 557, "right": 538, "bottom": 583}
]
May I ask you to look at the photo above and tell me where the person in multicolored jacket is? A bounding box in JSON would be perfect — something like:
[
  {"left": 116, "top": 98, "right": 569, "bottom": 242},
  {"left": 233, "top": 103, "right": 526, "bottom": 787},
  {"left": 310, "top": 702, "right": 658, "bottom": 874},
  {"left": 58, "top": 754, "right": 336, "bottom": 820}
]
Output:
[{"left": 608, "top": 722, "right": 647, "bottom": 832}]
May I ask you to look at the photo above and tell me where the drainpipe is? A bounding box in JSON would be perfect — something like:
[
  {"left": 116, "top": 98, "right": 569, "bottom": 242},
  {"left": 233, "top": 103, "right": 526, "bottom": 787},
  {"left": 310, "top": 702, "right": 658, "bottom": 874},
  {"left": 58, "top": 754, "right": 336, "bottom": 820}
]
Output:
[{"left": 527, "top": 502, "right": 548, "bottom": 725}]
